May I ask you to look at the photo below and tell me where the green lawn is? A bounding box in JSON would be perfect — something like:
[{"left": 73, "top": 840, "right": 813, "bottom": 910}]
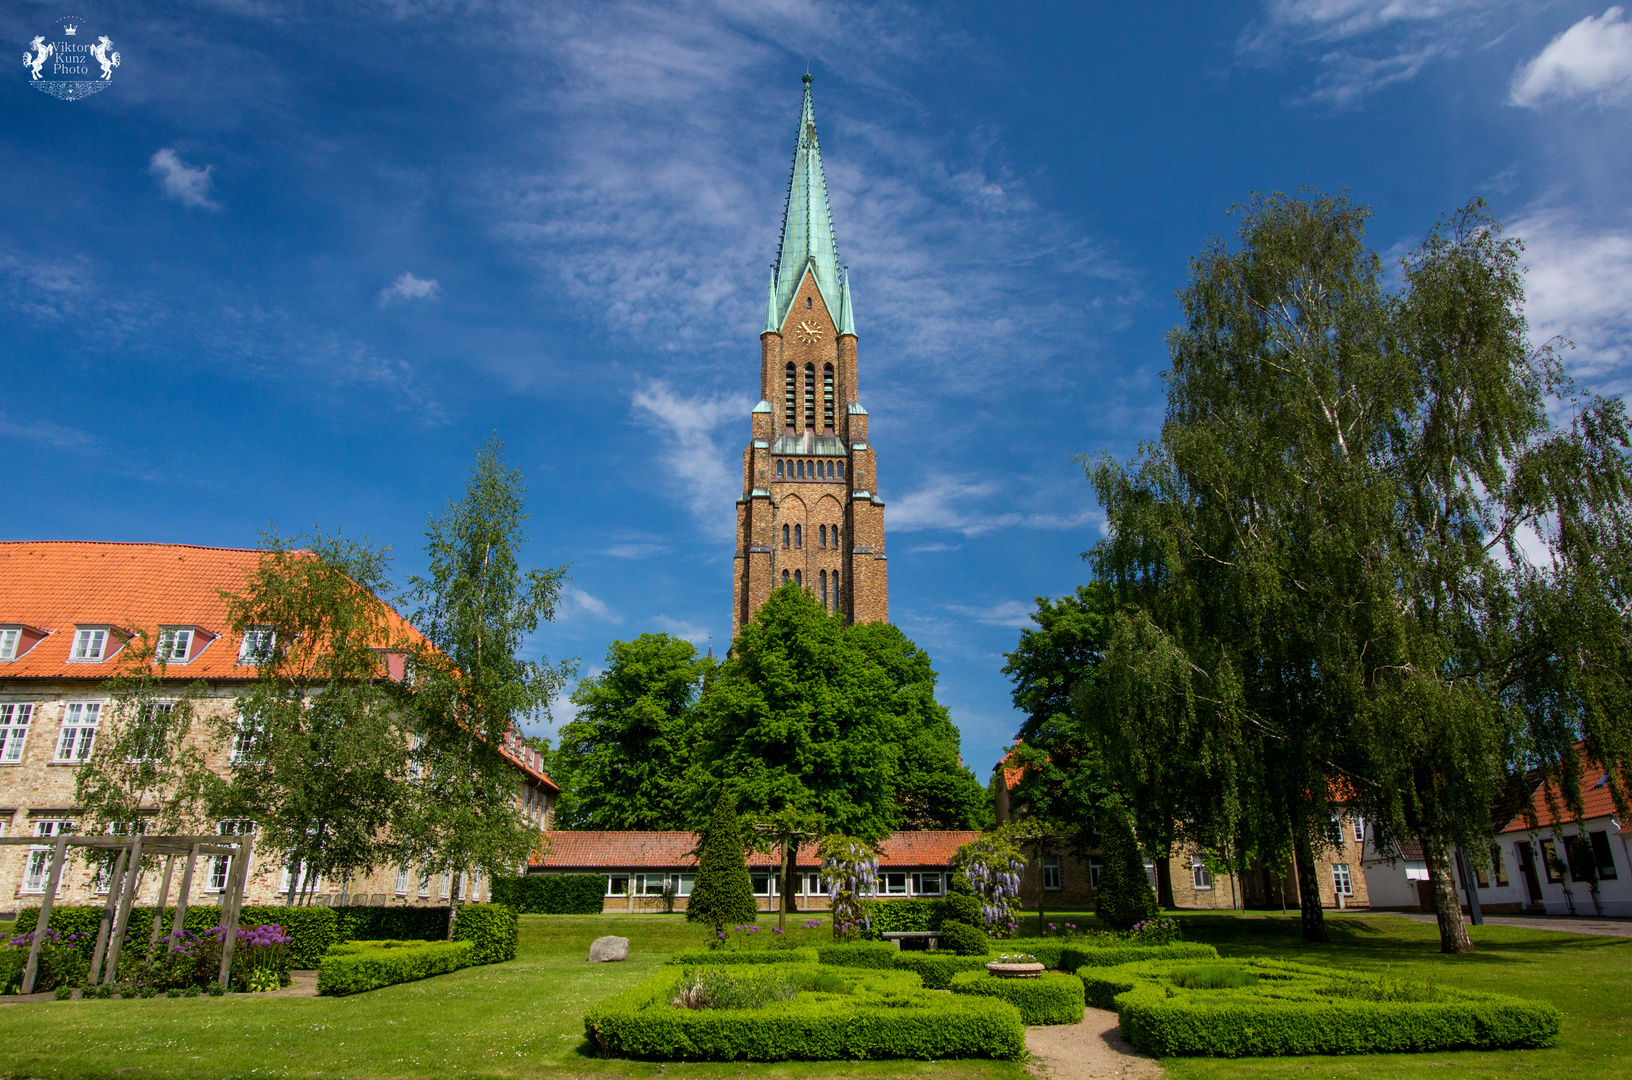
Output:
[{"left": 0, "top": 910, "right": 1626, "bottom": 1079}]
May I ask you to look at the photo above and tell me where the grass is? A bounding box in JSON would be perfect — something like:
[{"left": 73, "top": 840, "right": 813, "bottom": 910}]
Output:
[{"left": 0, "top": 910, "right": 1627, "bottom": 1079}]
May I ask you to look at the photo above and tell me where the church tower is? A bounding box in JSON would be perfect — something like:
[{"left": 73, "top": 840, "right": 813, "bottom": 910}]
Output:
[{"left": 733, "top": 75, "right": 887, "bottom": 636}]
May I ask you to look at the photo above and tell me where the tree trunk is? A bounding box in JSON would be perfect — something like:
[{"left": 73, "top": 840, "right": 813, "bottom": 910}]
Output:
[
  {"left": 780, "top": 840, "right": 797, "bottom": 930},
  {"left": 1423, "top": 839, "right": 1473, "bottom": 953},
  {"left": 1291, "top": 831, "right": 1329, "bottom": 944},
  {"left": 446, "top": 870, "right": 462, "bottom": 941},
  {"left": 1154, "top": 844, "right": 1176, "bottom": 910}
]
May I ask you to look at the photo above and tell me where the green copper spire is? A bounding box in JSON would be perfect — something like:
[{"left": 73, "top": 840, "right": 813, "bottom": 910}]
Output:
[{"left": 767, "top": 77, "right": 846, "bottom": 335}]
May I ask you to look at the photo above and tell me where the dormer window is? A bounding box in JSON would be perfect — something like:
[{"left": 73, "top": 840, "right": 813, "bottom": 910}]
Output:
[
  {"left": 237, "top": 628, "right": 275, "bottom": 666},
  {"left": 0, "top": 628, "right": 17, "bottom": 660},
  {"left": 0, "top": 625, "right": 49, "bottom": 662},
  {"left": 157, "top": 628, "right": 194, "bottom": 664},
  {"left": 70, "top": 627, "right": 116, "bottom": 662}
]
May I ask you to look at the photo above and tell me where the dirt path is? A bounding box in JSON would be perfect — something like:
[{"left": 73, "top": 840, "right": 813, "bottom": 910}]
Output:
[{"left": 1026, "top": 1007, "right": 1163, "bottom": 1080}]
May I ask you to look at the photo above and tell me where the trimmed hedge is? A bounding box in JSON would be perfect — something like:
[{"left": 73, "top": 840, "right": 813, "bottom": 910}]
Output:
[
  {"left": 1085, "top": 958, "right": 1562, "bottom": 1056},
  {"left": 859, "top": 898, "right": 945, "bottom": 935},
  {"left": 334, "top": 906, "right": 448, "bottom": 943},
  {"left": 939, "top": 921, "right": 989, "bottom": 956},
  {"left": 317, "top": 940, "right": 475, "bottom": 996},
  {"left": 815, "top": 942, "right": 901, "bottom": 968},
  {"left": 490, "top": 874, "right": 606, "bottom": 914},
  {"left": 671, "top": 948, "right": 819, "bottom": 966},
  {"left": 950, "top": 970, "right": 1086, "bottom": 1026},
  {"left": 451, "top": 903, "right": 518, "bottom": 964},
  {"left": 583, "top": 964, "right": 1026, "bottom": 1060},
  {"left": 890, "top": 952, "right": 991, "bottom": 990},
  {"left": 17, "top": 904, "right": 338, "bottom": 969},
  {"left": 1062, "top": 941, "right": 1219, "bottom": 972}
]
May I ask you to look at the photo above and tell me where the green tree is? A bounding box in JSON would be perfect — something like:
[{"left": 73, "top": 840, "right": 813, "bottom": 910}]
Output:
[
  {"left": 1093, "top": 802, "right": 1158, "bottom": 929},
  {"left": 401, "top": 437, "right": 574, "bottom": 932},
  {"left": 686, "top": 791, "right": 759, "bottom": 932},
  {"left": 204, "top": 530, "right": 411, "bottom": 904},
  {"left": 553, "top": 633, "right": 710, "bottom": 830}
]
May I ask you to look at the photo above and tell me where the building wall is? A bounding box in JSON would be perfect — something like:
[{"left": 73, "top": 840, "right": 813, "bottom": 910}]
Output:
[
  {"left": 0, "top": 677, "right": 550, "bottom": 915},
  {"left": 1506, "top": 821, "right": 1632, "bottom": 918}
]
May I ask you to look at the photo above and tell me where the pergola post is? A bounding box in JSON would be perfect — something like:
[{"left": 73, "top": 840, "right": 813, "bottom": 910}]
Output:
[
  {"left": 217, "top": 832, "right": 253, "bottom": 988},
  {"left": 170, "top": 843, "right": 201, "bottom": 938},
  {"left": 21, "top": 836, "right": 68, "bottom": 995},
  {"left": 148, "top": 855, "right": 177, "bottom": 951},
  {"left": 105, "top": 834, "right": 144, "bottom": 985},
  {"left": 89, "top": 846, "right": 129, "bottom": 986}
]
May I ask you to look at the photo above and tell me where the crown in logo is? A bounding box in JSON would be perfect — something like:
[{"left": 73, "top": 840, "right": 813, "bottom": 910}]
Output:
[{"left": 63, "top": 23, "right": 78, "bottom": 34}]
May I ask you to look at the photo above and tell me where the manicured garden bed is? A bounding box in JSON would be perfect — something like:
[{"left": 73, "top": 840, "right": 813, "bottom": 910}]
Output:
[
  {"left": 1081, "top": 956, "right": 1563, "bottom": 1057},
  {"left": 584, "top": 963, "right": 1026, "bottom": 1061},
  {"left": 948, "top": 969, "right": 1085, "bottom": 1025}
]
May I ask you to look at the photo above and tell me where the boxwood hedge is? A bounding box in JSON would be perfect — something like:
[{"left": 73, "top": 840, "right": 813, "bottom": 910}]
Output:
[
  {"left": 949, "top": 970, "right": 1086, "bottom": 1025},
  {"left": 317, "top": 940, "right": 475, "bottom": 996},
  {"left": 583, "top": 964, "right": 1026, "bottom": 1061},
  {"left": 889, "top": 952, "right": 992, "bottom": 989},
  {"left": 450, "top": 903, "right": 518, "bottom": 964},
  {"left": 1061, "top": 941, "right": 1219, "bottom": 971},
  {"left": 490, "top": 874, "right": 606, "bottom": 914},
  {"left": 815, "top": 942, "right": 902, "bottom": 968},
  {"left": 670, "top": 948, "right": 820, "bottom": 965},
  {"left": 1082, "top": 958, "right": 1562, "bottom": 1057}
]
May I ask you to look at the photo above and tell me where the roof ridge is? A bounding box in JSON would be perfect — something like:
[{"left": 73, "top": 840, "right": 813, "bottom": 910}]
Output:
[{"left": 0, "top": 540, "right": 269, "bottom": 555}]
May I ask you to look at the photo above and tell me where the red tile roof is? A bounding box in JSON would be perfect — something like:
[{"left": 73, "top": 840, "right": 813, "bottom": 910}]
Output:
[
  {"left": 0, "top": 541, "right": 556, "bottom": 791},
  {"left": 1503, "top": 745, "right": 1628, "bottom": 833},
  {"left": 532, "top": 830, "right": 981, "bottom": 870}
]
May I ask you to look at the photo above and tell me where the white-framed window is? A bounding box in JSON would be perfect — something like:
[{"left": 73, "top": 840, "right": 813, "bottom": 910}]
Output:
[
  {"left": 1332, "top": 863, "right": 1354, "bottom": 897},
  {"left": 0, "top": 628, "right": 20, "bottom": 660},
  {"left": 1089, "top": 859, "right": 1102, "bottom": 889},
  {"left": 70, "top": 628, "right": 111, "bottom": 662},
  {"left": 93, "top": 820, "right": 149, "bottom": 892},
  {"left": 23, "top": 819, "right": 75, "bottom": 893},
  {"left": 237, "top": 628, "right": 275, "bottom": 666},
  {"left": 156, "top": 628, "right": 194, "bottom": 665},
  {"left": 674, "top": 873, "right": 696, "bottom": 897},
  {"left": 55, "top": 702, "right": 101, "bottom": 762},
  {"left": 911, "top": 872, "right": 943, "bottom": 896},
  {"left": 799, "top": 873, "right": 823, "bottom": 896},
  {"left": 1041, "top": 855, "right": 1063, "bottom": 891},
  {"left": 418, "top": 868, "right": 431, "bottom": 898},
  {"left": 1191, "top": 856, "right": 1213, "bottom": 890},
  {"left": 127, "top": 701, "right": 173, "bottom": 763},
  {"left": 408, "top": 732, "right": 425, "bottom": 781},
  {"left": 281, "top": 860, "right": 322, "bottom": 896},
  {"left": 881, "top": 872, "right": 907, "bottom": 895},
  {"left": 636, "top": 874, "right": 667, "bottom": 897},
  {"left": 208, "top": 820, "right": 253, "bottom": 892},
  {"left": 1352, "top": 816, "right": 1365, "bottom": 844},
  {"left": 0, "top": 703, "right": 34, "bottom": 762},
  {"left": 751, "top": 873, "right": 775, "bottom": 896},
  {"left": 230, "top": 711, "right": 263, "bottom": 765},
  {"left": 395, "top": 865, "right": 410, "bottom": 896}
]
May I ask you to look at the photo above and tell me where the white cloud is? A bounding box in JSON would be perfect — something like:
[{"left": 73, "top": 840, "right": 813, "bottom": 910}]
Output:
[
  {"left": 149, "top": 148, "right": 221, "bottom": 210},
  {"left": 1513, "top": 208, "right": 1632, "bottom": 397},
  {"left": 0, "top": 413, "right": 94, "bottom": 450},
  {"left": 652, "top": 615, "right": 712, "bottom": 644},
  {"left": 560, "top": 584, "right": 622, "bottom": 623},
  {"left": 1511, "top": 6, "right": 1632, "bottom": 107},
  {"left": 377, "top": 272, "right": 441, "bottom": 305},
  {"left": 889, "top": 475, "right": 1101, "bottom": 537},
  {"left": 603, "top": 541, "right": 672, "bottom": 559},
  {"left": 630, "top": 381, "right": 749, "bottom": 535},
  {"left": 943, "top": 599, "right": 1037, "bottom": 629}
]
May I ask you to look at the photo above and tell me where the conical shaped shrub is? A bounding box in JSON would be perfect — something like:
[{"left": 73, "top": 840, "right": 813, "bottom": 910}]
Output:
[
  {"left": 1094, "top": 802, "right": 1159, "bottom": 930},
  {"left": 686, "top": 791, "right": 760, "bottom": 932}
]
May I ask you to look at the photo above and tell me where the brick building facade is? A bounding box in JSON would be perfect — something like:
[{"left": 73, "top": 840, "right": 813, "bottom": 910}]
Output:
[
  {"left": 734, "top": 75, "right": 887, "bottom": 635},
  {"left": 0, "top": 541, "right": 555, "bottom": 915}
]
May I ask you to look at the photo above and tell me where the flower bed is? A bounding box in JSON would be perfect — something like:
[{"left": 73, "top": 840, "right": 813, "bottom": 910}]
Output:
[
  {"left": 317, "top": 940, "right": 475, "bottom": 996},
  {"left": 949, "top": 969, "right": 1085, "bottom": 1025},
  {"left": 1081, "top": 958, "right": 1562, "bottom": 1057},
  {"left": 584, "top": 964, "right": 1026, "bottom": 1061}
]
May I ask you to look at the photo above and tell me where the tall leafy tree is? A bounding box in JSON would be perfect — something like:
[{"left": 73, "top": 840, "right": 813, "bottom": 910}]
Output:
[
  {"left": 401, "top": 436, "right": 574, "bottom": 927},
  {"left": 205, "top": 531, "right": 411, "bottom": 904},
  {"left": 552, "top": 633, "right": 711, "bottom": 830}
]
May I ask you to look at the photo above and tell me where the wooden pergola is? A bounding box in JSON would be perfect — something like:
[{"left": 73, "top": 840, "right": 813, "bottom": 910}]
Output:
[{"left": 0, "top": 831, "right": 254, "bottom": 995}]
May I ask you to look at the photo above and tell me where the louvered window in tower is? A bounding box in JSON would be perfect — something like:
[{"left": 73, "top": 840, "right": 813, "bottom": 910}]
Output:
[
  {"left": 823, "top": 365, "right": 835, "bottom": 430},
  {"left": 804, "top": 365, "right": 816, "bottom": 429},
  {"left": 784, "top": 365, "right": 797, "bottom": 428}
]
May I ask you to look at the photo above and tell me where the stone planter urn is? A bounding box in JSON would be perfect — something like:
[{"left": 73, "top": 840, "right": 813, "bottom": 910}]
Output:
[{"left": 985, "top": 961, "right": 1045, "bottom": 979}]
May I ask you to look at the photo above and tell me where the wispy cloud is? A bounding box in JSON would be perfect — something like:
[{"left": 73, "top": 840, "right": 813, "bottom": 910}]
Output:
[
  {"left": 603, "top": 540, "right": 673, "bottom": 559},
  {"left": 377, "top": 272, "right": 440, "bottom": 305},
  {"left": 0, "top": 413, "right": 95, "bottom": 451},
  {"left": 653, "top": 615, "right": 712, "bottom": 644},
  {"left": 1511, "top": 6, "right": 1632, "bottom": 107},
  {"left": 943, "top": 599, "right": 1037, "bottom": 629},
  {"left": 889, "top": 475, "right": 1101, "bottom": 537},
  {"left": 560, "top": 584, "right": 621, "bottom": 623},
  {"left": 630, "top": 381, "right": 748, "bottom": 535},
  {"left": 1514, "top": 208, "right": 1632, "bottom": 398},
  {"left": 149, "top": 148, "right": 222, "bottom": 210}
]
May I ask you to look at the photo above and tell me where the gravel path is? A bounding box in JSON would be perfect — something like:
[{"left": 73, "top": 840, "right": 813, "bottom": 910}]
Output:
[{"left": 1026, "top": 1007, "right": 1163, "bottom": 1080}]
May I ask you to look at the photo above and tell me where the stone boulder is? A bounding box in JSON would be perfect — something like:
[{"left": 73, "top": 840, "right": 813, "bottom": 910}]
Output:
[{"left": 589, "top": 936, "right": 629, "bottom": 963}]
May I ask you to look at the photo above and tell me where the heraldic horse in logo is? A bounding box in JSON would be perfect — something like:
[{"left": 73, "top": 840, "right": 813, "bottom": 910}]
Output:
[
  {"left": 24, "top": 36, "right": 53, "bottom": 80},
  {"left": 91, "top": 37, "right": 119, "bottom": 80}
]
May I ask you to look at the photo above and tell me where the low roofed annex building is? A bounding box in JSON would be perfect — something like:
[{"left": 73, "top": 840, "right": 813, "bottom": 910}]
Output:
[
  {"left": 531, "top": 830, "right": 979, "bottom": 913},
  {"left": 0, "top": 541, "right": 556, "bottom": 914}
]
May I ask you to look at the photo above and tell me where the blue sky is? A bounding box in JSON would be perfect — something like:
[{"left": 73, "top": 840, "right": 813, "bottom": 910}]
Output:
[{"left": 5, "top": 1, "right": 1631, "bottom": 781}]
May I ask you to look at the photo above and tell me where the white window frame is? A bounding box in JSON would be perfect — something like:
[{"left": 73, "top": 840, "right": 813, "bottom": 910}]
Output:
[
  {"left": 395, "top": 864, "right": 410, "bottom": 896},
  {"left": 1191, "top": 856, "right": 1213, "bottom": 890},
  {"left": 911, "top": 872, "right": 943, "bottom": 896},
  {"left": 281, "top": 860, "right": 322, "bottom": 896},
  {"left": 156, "top": 628, "right": 195, "bottom": 665},
  {"left": 418, "top": 868, "right": 431, "bottom": 898},
  {"left": 55, "top": 701, "right": 102, "bottom": 762},
  {"left": 237, "top": 627, "right": 275, "bottom": 666},
  {"left": 1352, "top": 816, "right": 1365, "bottom": 844},
  {"left": 208, "top": 820, "right": 253, "bottom": 892},
  {"left": 751, "top": 872, "right": 776, "bottom": 897},
  {"left": 881, "top": 872, "right": 907, "bottom": 896},
  {"left": 0, "top": 703, "right": 34, "bottom": 763},
  {"left": 607, "top": 874, "right": 628, "bottom": 897},
  {"left": 1041, "top": 855, "right": 1063, "bottom": 891},
  {"left": 69, "top": 627, "right": 112, "bottom": 662},
  {"left": 1332, "top": 863, "right": 1354, "bottom": 897},
  {"left": 674, "top": 873, "right": 695, "bottom": 897},
  {"left": 0, "top": 628, "right": 19, "bottom": 661},
  {"left": 230, "top": 711, "right": 263, "bottom": 765},
  {"left": 126, "top": 701, "right": 173, "bottom": 763},
  {"left": 24, "top": 819, "right": 75, "bottom": 894}
]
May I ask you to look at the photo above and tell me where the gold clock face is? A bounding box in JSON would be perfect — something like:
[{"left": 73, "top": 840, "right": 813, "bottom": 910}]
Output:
[{"left": 795, "top": 320, "right": 823, "bottom": 344}]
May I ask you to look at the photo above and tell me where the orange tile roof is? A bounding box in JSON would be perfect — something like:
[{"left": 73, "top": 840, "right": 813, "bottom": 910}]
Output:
[
  {"left": 532, "top": 830, "right": 981, "bottom": 870},
  {"left": 1502, "top": 745, "right": 1628, "bottom": 833},
  {"left": 0, "top": 540, "right": 556, "bottom": 791}
]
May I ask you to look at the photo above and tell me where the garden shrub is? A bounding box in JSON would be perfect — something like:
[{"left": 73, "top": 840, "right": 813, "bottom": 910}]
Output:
[
  {"left": 1093, "top": 803, "right": 1158, "bottom": 929},
  {"left": 860, "top": 898, "right": 945, "bottom": 935},
  {"left": 584, "top": 964, "right": 1026, "bottom": 1061},
  {"left": 1083, "top": 958, "right": 1562, "bottom": 1056},
  {"left": 451, "top": 903, "right": 518, "bottom": 964},
  {"left": 815, "top": 941, "right": 900, "bottom": 968},
  {"left": 949, "top": 970, "right": 1086, "bottom": 1026},
  {"left": 316, "top": 940, "right": 475, "bottom": 996},
  {"left": 687, "top": 793, "right": 759, "bottom": 932},
  {"left": 889, "top": 952, "right": 990, "bottom": 989},
  {"left": 939, "top": 920, "right": 989, "bottom": 957},
  {"left": 942, "top": 894, "right": 981, "bottom": 926},
  {"left": 0, "top": 928, "right": 92, "bottom": 994},
  {"left": 671, "top": 947, "right": 819, "bottom": 966},
  {"left": 489, "top": 874, "right": 606, "bottom": 914},
  {"left": 1171, "top": 964, "right": 1257, "bottom": 990},
  {"left": 1062, "top": 941, "right": 1219, "bottom": 972},
  {"left": 333, "top": 905, "right": 448, "bottom": 942}
]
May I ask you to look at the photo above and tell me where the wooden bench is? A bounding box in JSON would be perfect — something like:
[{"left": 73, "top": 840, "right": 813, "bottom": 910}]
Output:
[{"left": 881, "top": 931, "right": 942, "bottom": 952}]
